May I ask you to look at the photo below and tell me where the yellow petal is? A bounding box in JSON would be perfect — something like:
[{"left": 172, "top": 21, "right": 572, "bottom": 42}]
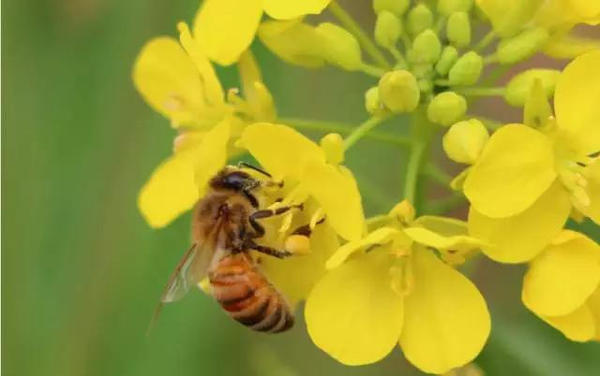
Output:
[
  {"left": 522, "top": 230, "right": 600, "bottom": 316},
  {"left": 464, "top": 124, "right": 556, "bottom": 218},
  {"left": 177, "top": 22, "right": 224, "bottom": 107},
  {"left": 239, "top": 122, "right": 325, "bottom": 181},
  {"left": 194, "top": 120, "right": 231, "bottom": 195},
  {"left": 541, "top": 304, "right": 597, "bottom": 342},
  {"left": 193, "top": 0, "right": 263, "bottom": 65},
  {"left": 580, "top": 158, "right": 600, "bottom": 224},
  {"left": 399, "top": 248, "right": 490, "bottom": 374},
  {"left": 132, "top": 37, "right": 205, "bottom": 127},
  {"left": 468, "top": 181, "right": 571, "bottom": 263},
  {"left": 138, "top": 143, "right": 203, "bottom": 229},
  {"left": 263, "top": 0, "right": 331, "bottom": 19},
  {"left": 301, "top": 163, "right": 365, "bottom": 241},
  {"left": 237, "top": 51, "right": 276, "bottom": 122},
  {"left": 257, "top": 20, "right": 326, "bottom": 68},
  {"left": 587, "top": 287, "right": 600, "bottom": 340},
  {"left": 326, "top": 227, "right": 402, "bottom": 269},
  {"left": 403, "top": 226, "right": 483, "bottom": 252},
  {"left": 261, "top": 223, "right": 339, "bottom": 305},
  {"left": 476, "top": 0, "right": 543, "bottom": 37},
  {"left": 543, "top": 33, "right": 600, "bottom": 59},
  {"left": 554, "top": 50, "right": 600, "bottom": 155},
  {"left": 305, "top": 251, "right": 403, "bottom": 366}
]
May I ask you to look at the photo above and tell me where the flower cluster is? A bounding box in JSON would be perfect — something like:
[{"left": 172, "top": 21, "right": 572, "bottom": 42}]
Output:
[{"left": 133, "top": 0, "right": 599, "bottom": 374}]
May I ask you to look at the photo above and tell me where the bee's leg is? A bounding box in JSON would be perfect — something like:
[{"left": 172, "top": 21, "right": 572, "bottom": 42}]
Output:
[
  {"left": 289, "top": 217, "right": 326, "bottom": 237},
  {"left": 247, "top": 241, "right": 293, "bottom": 259},
  {"left": 248, "top": 204, "right": 303, "bottom": 238}
]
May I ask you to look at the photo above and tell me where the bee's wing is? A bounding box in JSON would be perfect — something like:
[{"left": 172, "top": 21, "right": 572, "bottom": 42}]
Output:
[{"left": 160, "top": 241, "right": 214, "bottom": 303}]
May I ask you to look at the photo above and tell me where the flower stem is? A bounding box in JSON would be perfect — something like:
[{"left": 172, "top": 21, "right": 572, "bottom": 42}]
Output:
[
  {"left": 454, "top": 87, "right": 506, "bottom": 97},
  {"left": 403, "top": 111, "right": 433, "bottom": 208},
  {"left": 474, "top": 30, "right": 496, "bottom": 51},
  {"left": 328, "top": 1, "right": 391, "bottom": 69},
  {"left": 280, "top": 117, "right": 412, "bottom": 146},
  {"left": 422, "top": 163, "right": 452, "bottom": 186},
  {"left": 360, "top": 63, "right": 386, "bottom": 77},
  {"left": 343, "top": 116, "right": 388, "bottom": 150}
]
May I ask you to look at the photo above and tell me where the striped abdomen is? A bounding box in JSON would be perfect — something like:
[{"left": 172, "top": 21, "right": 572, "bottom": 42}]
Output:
[{"left": 209, "top": 253, "right": 294, "bottom": 333}]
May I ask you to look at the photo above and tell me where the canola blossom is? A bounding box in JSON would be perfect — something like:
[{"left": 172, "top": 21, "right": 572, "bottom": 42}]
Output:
[{"left": 134, "top": 0, "right": 599, "bottom": 374}]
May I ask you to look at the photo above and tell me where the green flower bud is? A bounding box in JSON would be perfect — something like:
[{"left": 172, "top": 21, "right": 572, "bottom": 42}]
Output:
[
  {"left": 438, "top": 0, "right": 473, "bottom": 15},
  {"left": 409, "top": 29, "right": 441, "bottom": 64},
  {"left": 524, "top": 78, "right": 552, "bottom": 130},
  {"left": 427, "top": 91, "right": 467, "bottom": 126},
  {"left": 443, "top": 119, "right": 489, "bottom": 164},
  {"left": 373, "top": 0, "right": 410, "bottom": 16},
  {"left": 448, "top": 51, "right": 483, "bottom": 86},
  {"left": 320, "top": 133, "right": 345, "bottom": 164},
  {"left": 378, "top": 70, "right": 420, "bottom": 113},
  {"left": 375, "top": 11, "right": 402, "bottom": 49},
  {"left": 418, "top": 78, "right": 433, "bottom": 93},
  {"left": 365, "top": 86, "right": 387, "bottom": 116},
  {"left": 315, "top": 23, "right": 363, "bottom": 71},
  {"left": 496, "top": 27, "right": 549, "bottom": 64},
  {"left": 435, "top": 46, "right": 458, "bottom": 76},
  {"left": 407, "top": 4, "right": 433, "bottom": 36},
  {"left": 504, "top": 69, "right": 560, "bottom": 106},
  {"left": 446, "top": 12, "right": 471, "bottom": 48}
]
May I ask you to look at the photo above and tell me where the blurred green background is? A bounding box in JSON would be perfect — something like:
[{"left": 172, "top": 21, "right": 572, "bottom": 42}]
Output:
[{"left": 2, "top": 1, "right": 599, "bottom": 375}]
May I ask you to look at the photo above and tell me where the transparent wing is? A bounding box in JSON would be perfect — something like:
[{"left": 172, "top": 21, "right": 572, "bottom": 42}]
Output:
[{"left": 160, "top": 241, "right": 213, "bottom": 303}]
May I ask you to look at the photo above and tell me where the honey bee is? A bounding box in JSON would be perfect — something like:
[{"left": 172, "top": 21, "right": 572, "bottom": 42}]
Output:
[{"left": 155, "top": 163, "right": 310, "bottom": 333}]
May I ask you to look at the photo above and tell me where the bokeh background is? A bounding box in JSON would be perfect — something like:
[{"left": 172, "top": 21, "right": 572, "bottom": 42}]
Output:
[{"left": 3, "top": 1, "right": 600, "bottom": 375}]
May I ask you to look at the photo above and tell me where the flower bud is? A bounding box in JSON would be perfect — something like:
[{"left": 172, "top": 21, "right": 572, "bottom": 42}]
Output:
[
  {"left": 438, "top": 0, "right": 473, "bottom": 15},
  {"left": 364, "top": 86, "right": 386, "bottom": 116},
  {"left": 407, "top": 4, "right": 433, "bottom": 36},
  {"left": 373, "top": 0, "right": 410, "bottom": 16},
  {"left": 435, "top": 46, "right": 458, "bottom": 76},
  {"left": 446, "top": 12, "right": 471, "bottom": 48},
  {"left": 448, "top": 51, "right": 483, "bottom": 86},
  {"left": 496, "top": 27, "right": 549, "bottom": 64},
  {"left": 427, "top": 92, "right": 467, "bottom": 126},
  {"left": 320, "top": 133, "right": 345, "bottom": 164},
  {"left": 315, "top": 22, "right": 362, "bottom": 71},
  {"left": 504, "top": 69, "right": 560, "bottom": 106},
  {"left": 443, "top": 119, "right": 489, "bottom": 164},
  {"left": 523, "top": 78, "right": 552, "bottom": 130},
  {"left": 375, "top": 11, "right": 402, "bottom": 49},
  {"left": 418, "top": 78, "right": 433, "bottom": 93},
  {"left": 409, "top": 29, "right": 442, "bottom": 64},
  {"left": 390, "top": 200, "right": 415, "bottom": 224},
  {"left": 378, "top": 70, "right": 420, "bottom": 113},
  {"left": 258, "top": 20, "right": 326, "bottom": 68}
]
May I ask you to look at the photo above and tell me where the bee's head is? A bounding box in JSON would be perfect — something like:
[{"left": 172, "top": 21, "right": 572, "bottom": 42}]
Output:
[{"left": 210, "top": 167, "right": 259, "bottom": 193}]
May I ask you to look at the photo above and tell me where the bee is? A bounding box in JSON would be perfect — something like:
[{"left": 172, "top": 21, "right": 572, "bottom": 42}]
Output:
[{"left": 154, "top": 163, "right": 309, "bottom": 333}]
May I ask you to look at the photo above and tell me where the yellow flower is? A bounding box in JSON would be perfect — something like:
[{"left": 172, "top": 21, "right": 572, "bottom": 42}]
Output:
[
  {"left": 194, "top": 0, "right": 332, "bottom": 65},
  {"left": 522, "top": 230, "right": 600, "bottom": 342},
  {"left": 464, "top": 50, "right": 600, "bottom": 263},
  {"left": 305, "top": 202, "right": 490, "bottom": 374},
  {"left": 134, "top": 23, "right": 276, "bottom": 228}
]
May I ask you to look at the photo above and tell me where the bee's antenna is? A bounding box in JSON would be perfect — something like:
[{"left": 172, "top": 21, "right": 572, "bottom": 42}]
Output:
[{"left": 237, "top": 162, "right": 272, "bottom": 178}]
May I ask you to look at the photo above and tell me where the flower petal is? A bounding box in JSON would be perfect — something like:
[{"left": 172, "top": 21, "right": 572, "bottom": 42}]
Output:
[
  {"left": 305, "top": 251, "right": 403, "bottom": 366},
  {"left": 138, "top": 143, "right": 203, "bottom": 229},
  {"left": 464, "top": 124, "right": 556, "bottom": 218},
  {"left": 403, "top": 227, "right": 483, "bottom": 252},
  {"left": 522, "top": 230, "right": 600, "bottom": 316},
  {"left": 261, "top": 223, "right": 339, "bottom": 305},
  {"left": 239, "top": 123, "right": 325, "bottom": 181},
  {"left": 301, "top": 163, "right": 365, "bottom": 241},
  {"left": 237, "top": 51, "right": 276, "bottom": 122},
  {"left": 263, "top": 0, "right": 331, "bottom": 19},
  {"left": 193, "top": 0, "right": 263, "bottom": 65},
  {"left": 194, "top": 120, "right": 231, "bottom": 194},
  {"left": 587, "top": 287, "right": 600, "bottom": 340},
  {"left": 132, "top": 37, "right": 206, "bottom": 127},
  {"left": 579, "top": 157, "right": 600, "bottom": 224},
  {"left": 554, "top": 50, "right": 600, "bottom": 155},
  {"left": 541, "top": 304, "right": 597, "bottom": 342},
  {"left": 326, "top": 227, "right": 402, "bottom": 269},
  {"left": 399, "top": 248, "right": 490, "bottom": 374},
  {"left": 468, "top": 181, "right": 571, "bottom": 263}
]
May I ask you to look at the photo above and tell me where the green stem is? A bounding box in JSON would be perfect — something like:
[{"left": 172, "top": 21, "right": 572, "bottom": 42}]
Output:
[
  {"left": 280, "top": 117, "right": 412, "bottom": 146},
  {"left": 474, "top": 30, "right": 496, "bottom": 51},
  {"left": 423, "top": 194, "right": 466, "bottom": 215},
  {"left": 389, "top": 46, "right": 407, "bottom": 68},
  {"left": 360, "top": 63, "right": 386, "bottom": 77},
  {"left": 422, "top": 163, "right": 452, "bottom": 186},
  {"left": 454, "top": 86, "right": 506, "bottom": 97},
  {"left": 328, "top": 1, "right": 391, "bottom": 69},
  {"left": 343, "top": 116, "right": 387, "bottom": 150},
  {"left": 482, "top": 53, "right": 499, "bottom": 65},
  {"left": 403, "top": 111, "right": 433, "bottom": 209}
]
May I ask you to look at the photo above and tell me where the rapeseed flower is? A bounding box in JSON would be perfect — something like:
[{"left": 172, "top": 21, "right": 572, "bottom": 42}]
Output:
[
  {"left": 134, "top": 22, "right": 275, "bottom": 227},
  {"left": 522, "top": 230, "right": 600, "bottom": 341},
  {"left": 464, "top": 50, "right": 600, "bottom": 262},
  {"left": 305, "top": 201, "right": 490, "bottom": 374},
  {"left": 194, "top": 0, "right": 332, "bottom": 65}
]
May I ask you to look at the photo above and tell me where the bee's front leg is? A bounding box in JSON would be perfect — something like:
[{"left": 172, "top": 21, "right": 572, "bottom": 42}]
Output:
[{"left": 248, "top": 204, "right": 303, "bottom": 239}]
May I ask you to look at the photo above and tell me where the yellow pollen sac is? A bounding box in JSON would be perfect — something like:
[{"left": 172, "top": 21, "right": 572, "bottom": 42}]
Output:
[{"left": 285, "top": 234, "right": 311, "bottom": 255}]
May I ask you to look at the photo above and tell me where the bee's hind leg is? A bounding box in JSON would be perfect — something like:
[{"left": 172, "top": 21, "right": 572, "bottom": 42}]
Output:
[{"left": 247, "top": 241, "right": 293, "bottom": 259}]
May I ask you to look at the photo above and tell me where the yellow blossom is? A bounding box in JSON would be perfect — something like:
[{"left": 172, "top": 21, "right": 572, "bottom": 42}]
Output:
[
  {"left": 305, "top": 202, "right": 490, "bottom": 374},
  {"left": 522, "top": 230, "right": 600, "bottom": 341},
  {"left": 464, "top": 50, "right": 600, "bottom": 262},
  {"left": 194, "top": 0, "right": 332, "bottom": 65}
]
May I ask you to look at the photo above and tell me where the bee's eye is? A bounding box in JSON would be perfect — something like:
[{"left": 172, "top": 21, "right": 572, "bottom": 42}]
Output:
[{"left": 221, "top": 171, "right": 254, "bottom": 191}]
